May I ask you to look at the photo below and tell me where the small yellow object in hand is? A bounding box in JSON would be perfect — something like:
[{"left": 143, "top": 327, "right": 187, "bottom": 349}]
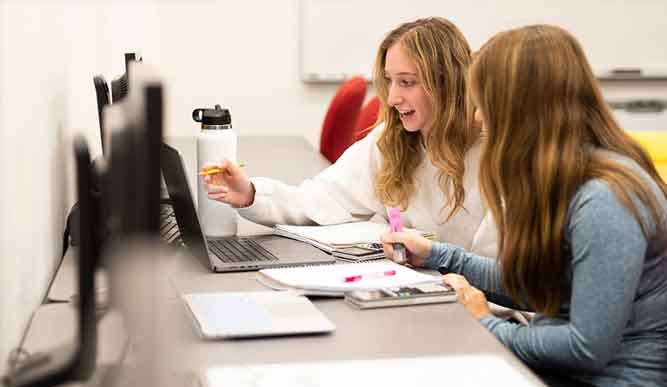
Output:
[{"left": 198, "top": 163, "right": 245, "bottom": 176}]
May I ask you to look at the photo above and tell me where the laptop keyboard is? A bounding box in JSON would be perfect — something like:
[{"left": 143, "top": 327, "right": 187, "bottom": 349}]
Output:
[
  {"left": 160, "top": 204, "right": 181, "bottom": 245},
  {"left": 208, "top": 238, "right": 278, "bottom": 263}
]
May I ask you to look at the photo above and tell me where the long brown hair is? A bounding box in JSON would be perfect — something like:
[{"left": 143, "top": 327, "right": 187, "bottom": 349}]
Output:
[
  {"left": 373, "top": 17, "right": 477, "bottom": 220},
  {"left": 469, "top": 25, "right": 667, "bottom": 316}
]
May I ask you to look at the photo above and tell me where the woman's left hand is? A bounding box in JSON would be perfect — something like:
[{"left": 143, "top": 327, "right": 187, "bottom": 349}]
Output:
[{"left": 443, "top": 274, "right": 492, "bottom": 320}]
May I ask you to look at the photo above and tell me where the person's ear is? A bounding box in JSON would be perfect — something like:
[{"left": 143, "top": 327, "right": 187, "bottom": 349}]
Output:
[{"left": 473, "top": 108, "right": 484, "bottom": 130}]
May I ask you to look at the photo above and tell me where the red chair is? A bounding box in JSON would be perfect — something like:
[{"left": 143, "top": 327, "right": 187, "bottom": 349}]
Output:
[
  {"left": 354, "top": 96, "right": 380, "bottom": 142},
  {"left": 320, "top": 76, "right": 367, "bottom": 163}
]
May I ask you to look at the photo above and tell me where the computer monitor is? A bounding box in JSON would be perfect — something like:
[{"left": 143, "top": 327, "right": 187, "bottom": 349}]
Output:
[
  {"left": 111, "top": 52, "right": 142, "bottom": 104},
  {"left": 93, "top": 75, "right": 110, "bottom": 155},
  {"left": 2, "top": 138, "right": 99, "bottom": 386},
  {"left": 97, "top": 63, "right": 165, "bottom": 386},
  {"left": 104, "top": 60, "right": 163, "bottom": 237},
  {"left": 72, "top": 138, "right": 99, "bottom": 379},
  {"left": 96, "top": 53, "right": 143, "bottom": 156}
]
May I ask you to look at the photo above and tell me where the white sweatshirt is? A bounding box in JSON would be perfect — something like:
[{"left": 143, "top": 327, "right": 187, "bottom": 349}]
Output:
[{"left": 238, "top": 125, "right": 498, "bottom": 258}]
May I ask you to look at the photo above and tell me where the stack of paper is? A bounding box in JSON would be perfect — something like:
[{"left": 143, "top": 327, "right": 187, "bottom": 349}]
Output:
[
  {"left": 273, "top": 221, "right": 434, "bottom": 261},
  {"left": 257, "top": 260, "right": 440, "bottom": 296}
]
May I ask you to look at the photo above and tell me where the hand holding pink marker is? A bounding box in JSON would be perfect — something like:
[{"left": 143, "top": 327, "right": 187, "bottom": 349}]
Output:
[{"left": 388, "top": 208, "right": 407, "bottom": 264}]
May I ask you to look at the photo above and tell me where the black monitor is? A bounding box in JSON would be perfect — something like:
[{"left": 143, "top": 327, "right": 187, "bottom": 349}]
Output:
[
  {"left": 72, "top": 138, "right": 99, "bottom": 378},
  {"left": 2, "top": 138, "right": 99, "bottom": 386},
  {"left": 111, "top": 53, "right": 141, "bottom": 104},
  {"left": 93, "top": 75, "right": 110, "bottom": 155},
  {"left": 96, "top": 64, "right": 164, "bottom": 386},
  {"left": 97, "top": 53, "right": 142, "bottom": 156},
  {"left": 105, "top": 61, "right": 162, "bottom": 237}
]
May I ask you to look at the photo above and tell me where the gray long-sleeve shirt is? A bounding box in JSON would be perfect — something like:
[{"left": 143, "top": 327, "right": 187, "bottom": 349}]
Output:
[{"left": 425, "top": 163, "right": 667, "bottom": 386}]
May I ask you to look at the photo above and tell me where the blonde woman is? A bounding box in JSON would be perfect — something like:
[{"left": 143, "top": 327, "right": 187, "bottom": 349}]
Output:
[
  {"left": 383, "top": 25, "right": 667, "bottom": 386},
  {"left": 203, "top": 17, "right": 496, "bottom": 257}
]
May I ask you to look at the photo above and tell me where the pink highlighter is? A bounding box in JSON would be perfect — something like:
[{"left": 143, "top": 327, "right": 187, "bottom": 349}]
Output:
[{"left": 388, "top": 208, "right": 407, "bottom": 264}]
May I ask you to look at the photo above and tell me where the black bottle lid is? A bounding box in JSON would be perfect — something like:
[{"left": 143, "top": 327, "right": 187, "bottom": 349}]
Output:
[{"left": 192, "top": 104, "right": 232, "bottom": 126}]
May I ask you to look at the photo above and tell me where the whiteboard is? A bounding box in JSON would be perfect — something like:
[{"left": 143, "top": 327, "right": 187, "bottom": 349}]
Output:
[{"left": 299, "top": 0, "right": 667, "bottom": 83}]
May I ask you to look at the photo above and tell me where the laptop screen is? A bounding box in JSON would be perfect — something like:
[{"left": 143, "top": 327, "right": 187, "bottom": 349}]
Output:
[{"left": 160, "top": 143, "right": 211, "bottom": 262}]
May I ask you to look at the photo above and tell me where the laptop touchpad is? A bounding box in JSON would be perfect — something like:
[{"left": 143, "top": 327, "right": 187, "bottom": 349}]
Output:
[{"left": 256, "top": 236, "right": 329, "bottom": 259}]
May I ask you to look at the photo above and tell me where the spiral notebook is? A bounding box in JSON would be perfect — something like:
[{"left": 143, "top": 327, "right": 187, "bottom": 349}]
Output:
[
  {"left": 274, "top": 221, "right": 435, "bottom": 253},
  {"left": 257, "top": 260, "right": 440, "bottom": 296}
]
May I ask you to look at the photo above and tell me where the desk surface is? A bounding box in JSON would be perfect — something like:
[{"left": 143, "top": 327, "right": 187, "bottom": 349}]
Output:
[
  {"left": 160, "top": 251, "right": 542, "bottom": 375},
  {"left": 29, "top": 135, "right": 544, "bottom": 386}
]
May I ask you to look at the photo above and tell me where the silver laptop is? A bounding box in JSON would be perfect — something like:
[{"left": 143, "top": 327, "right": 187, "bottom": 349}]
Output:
[
  {"left": 160, "top": 143, "right": 336, "bottom": 272},
  {"left": 182, "top": 291, "right": 335, "bottom": 339}
]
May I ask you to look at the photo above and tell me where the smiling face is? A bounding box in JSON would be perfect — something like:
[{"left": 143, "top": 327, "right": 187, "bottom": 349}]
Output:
[{"left": 384, "top": 43, "right": 433, "bottom": 136}]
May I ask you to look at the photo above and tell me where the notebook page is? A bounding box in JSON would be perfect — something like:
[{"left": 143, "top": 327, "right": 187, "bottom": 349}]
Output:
[
  {"left": 275, "top": 221, "right": 430, "bottom": 246},
  {"left": 259, "top": 261, "right": 439, "bottom": 292}
]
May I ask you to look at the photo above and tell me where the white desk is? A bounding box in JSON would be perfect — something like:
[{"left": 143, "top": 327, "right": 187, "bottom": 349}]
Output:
[
  {"left": 27, "top": 135, "right": 545, "bottom": 386},
  {"left": 22, "top": 304, "right": 126, "bottom": 366}
]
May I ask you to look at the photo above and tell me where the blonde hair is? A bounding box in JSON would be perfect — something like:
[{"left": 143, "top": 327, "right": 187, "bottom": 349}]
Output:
[
  {"left": 470, "top": 25, "right": 667, "bottom": 316},
  {"left": 373, "top": 17, "right": 477, "bottom": 220}
]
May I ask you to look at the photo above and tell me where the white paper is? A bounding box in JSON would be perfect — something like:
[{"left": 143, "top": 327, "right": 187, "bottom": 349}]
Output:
[
  {"left": 275, "top": 221, "right": 430, "bottom": 247},
  {"left": 202, "top": 355, "right": 539, "bottom": 387},
  {"left": 259, "top": 261, "right": 439, "bottom": 292}
]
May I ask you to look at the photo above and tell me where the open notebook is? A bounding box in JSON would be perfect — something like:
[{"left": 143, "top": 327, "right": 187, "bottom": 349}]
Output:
[
  {"left": 273, "top": 221, "right": 434, "bottom": 262},
  {"left": 257, "top": 260, "right": 440, "bottom": 296}
]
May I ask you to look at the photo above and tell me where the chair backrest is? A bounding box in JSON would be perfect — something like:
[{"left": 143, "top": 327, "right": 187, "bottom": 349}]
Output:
[
  {"left": 319, "top": 76, "right": 367, "bottom": 163},
  {"left": 354, "top": 96, "right": 380, "bottom": 142}
]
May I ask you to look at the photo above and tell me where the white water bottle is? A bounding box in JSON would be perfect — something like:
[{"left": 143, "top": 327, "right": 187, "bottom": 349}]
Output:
[{"left": 193, "top": 105, "right": 238, "bottom": 237}]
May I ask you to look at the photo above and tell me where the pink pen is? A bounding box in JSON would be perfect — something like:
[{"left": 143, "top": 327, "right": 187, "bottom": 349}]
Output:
[
  {"left": 344, "top": 270, "right": 396, "bottom": 283},
  {"left": 388, "top": 208, "right": 407, "bottom": 264}
]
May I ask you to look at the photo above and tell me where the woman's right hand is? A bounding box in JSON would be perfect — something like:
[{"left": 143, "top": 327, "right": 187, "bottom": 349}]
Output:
[
  {"left": 380, "top": 231, "right": 433, "bottom": 267},
  {"left": 201, "top": 160, "right": 255, "bottom": 208}
]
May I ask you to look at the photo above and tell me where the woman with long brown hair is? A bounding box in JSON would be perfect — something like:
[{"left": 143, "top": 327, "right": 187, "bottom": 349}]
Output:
[
  {"left": 203, "top": 17, "right": 497, "bottom": 257},
  {"left": 383, "top": 25, "right": 667, "bottom": 386}
]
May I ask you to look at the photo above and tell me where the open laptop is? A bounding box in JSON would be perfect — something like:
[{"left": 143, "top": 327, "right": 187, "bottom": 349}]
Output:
[
  {"left": 182, "top": 291, "right": 335, "bottom": 339},
  {"left": 160, "top": 143, "right": 336, "bottom": 272}
]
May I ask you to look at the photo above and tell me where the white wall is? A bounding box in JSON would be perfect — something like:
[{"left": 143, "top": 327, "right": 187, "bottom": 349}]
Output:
[
  {"left": 156, "top": 0, "right": 337, "bottom": 145},
  {"left": 153, "top": 0, "right": 666, "bottom": 142},
  {"left": 301, "top": 0, "right": 667, "bottom": 81},
  {"left": 0, "top": 0, "right": 664, "bottom": 375},
  {"left": 0, "top": 0, "right": 5, "bottom": 370},
  {"left": 0, "top": 1, "right": 71, "bottom": 371},
  {"left": 0, "top": 0, "right": 162, "bottom": 372}
]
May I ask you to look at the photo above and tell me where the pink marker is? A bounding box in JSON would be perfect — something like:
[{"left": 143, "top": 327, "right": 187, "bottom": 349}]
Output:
[
  {"left": 388, "top": 208, "right": 407, "bottom": 263},
  {"left": 389, "top": 208, "right": 403, "bottom": 232},
  {"left": 343, "top": 270, "right": 397, "bottom": 283}
]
